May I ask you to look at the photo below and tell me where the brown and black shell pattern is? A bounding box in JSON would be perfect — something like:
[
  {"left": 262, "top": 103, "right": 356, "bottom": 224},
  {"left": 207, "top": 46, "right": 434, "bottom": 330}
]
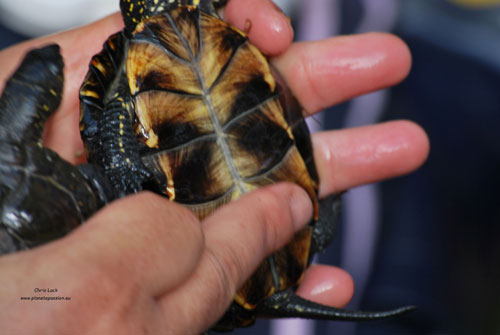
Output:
[{"left": 127, "top": 6, "right": 320, "bottom": 310}]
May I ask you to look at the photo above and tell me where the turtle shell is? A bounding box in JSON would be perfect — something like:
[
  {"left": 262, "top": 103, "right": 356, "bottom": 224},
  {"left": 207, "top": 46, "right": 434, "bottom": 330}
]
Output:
[{"left": 126, "top": 6, "right": 320, "bottom": 309}]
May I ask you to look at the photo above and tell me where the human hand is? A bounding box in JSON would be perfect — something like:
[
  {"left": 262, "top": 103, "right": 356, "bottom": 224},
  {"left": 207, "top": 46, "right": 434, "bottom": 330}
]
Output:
[
  {"left": 0, "top": 186, "right": 314, "bottom": 334},
  {"left": 0, "top": 0, "right": 429, "bottom": 333}
]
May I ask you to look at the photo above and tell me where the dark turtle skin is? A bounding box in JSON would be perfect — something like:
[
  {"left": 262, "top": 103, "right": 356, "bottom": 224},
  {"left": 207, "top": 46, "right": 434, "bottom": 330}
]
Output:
[
  {"left": 80, "top": 0, "right": 415, "bottom": 331},
  {"left": 0, "top": 45, "right": 114, "bottom": 254}
]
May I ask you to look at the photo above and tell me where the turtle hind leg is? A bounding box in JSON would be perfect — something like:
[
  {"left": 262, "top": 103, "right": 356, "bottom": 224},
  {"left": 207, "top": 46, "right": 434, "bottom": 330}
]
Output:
[
  {"left": 256, "top": 288, "right": 416, "bottom": 321},
  {"left": 311, "top": 193, "right": 343, "bottom": 255}
]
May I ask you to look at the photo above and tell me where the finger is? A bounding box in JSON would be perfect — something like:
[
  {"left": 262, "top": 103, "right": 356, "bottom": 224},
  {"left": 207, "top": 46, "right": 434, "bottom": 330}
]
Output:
[
  {"left": 224, "top": 0, "right": 293, "bottom": 55},
  {"left": 296, "top": 265, "right": 354, "bottom": 308},
  {"left": 313, "top": 120, "right": 430, "bottom": 197},
  {"left": 159, "top": 183, "right": 313, "bottom": 333},
  {"left": 272, "top": 33, "right": 412, "bottom": 114}
]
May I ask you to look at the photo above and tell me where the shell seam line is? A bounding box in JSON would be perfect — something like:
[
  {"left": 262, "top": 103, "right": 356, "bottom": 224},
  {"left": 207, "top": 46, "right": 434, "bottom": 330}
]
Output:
[
  {"left": 241, "top": 145, "right": 295, "bottom": 184},
  {"left": 147, "top": 132, "right": 217, "bottom": 155},
  {"left": 221, "top": 94, "right": 278, "bottom": 132},
  {"left": 166, "top": 8, "right": 248, "bottom": 195},
  {"left": 132, "top": 36, "right": 192, "bottom": 66}
]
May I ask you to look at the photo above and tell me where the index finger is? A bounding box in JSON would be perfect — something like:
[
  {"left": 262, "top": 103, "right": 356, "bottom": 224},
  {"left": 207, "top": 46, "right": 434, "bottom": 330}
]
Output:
[{"left": 272, "top": 33, "right": 412, "bottom": 114}]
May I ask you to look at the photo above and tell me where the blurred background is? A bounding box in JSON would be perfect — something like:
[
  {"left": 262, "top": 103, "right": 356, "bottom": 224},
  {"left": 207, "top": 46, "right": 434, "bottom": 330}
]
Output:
[{"left": 1, "top": 0, "right": 500, "bottom": 334}]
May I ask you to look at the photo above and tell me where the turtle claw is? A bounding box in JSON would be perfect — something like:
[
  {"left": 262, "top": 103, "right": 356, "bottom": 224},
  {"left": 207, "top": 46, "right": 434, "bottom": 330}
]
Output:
[{"left": 106, "top": 162, "right": 152, "bottom": 196}]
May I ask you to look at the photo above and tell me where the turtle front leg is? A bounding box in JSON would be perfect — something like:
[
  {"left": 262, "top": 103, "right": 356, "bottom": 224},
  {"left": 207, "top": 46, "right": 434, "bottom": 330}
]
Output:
[
  {"left": 98, "top": 95, "right": 151, "bottom": 195},
  {"left": 80, "top": 31, "right": 151, "bottom": 196}
]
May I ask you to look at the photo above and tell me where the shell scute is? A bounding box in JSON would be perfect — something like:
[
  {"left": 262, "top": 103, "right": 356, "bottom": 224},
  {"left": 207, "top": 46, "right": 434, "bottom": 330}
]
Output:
[
  {"left": 225, "top": 100, "right": 294, "bottom": 179},
  {"left": 210, "top": 43, "right": 276, "bottom": 126},
  {"left": 134, "top": 8, "right": 200, "bottom": 62},
  {"left": 134, "top": 90, "right": 213, "bottom": 148},
  {"left": 127, "top": 41, "right": 200, "bottom": 95},
  {"left": 198, "top": 9, "right": 247, "bottom": 89},
  {"left": 143, "top": 137, "right": 235, "bottom": 204}
]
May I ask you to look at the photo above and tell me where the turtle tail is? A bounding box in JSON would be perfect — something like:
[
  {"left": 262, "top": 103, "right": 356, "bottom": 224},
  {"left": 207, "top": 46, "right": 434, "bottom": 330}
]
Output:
[
  {"left": 0, "top": 44, "right": 63, "bottom": 145},
  {"left": 256, "top": 288, "right": 416, "bottom": 322}
]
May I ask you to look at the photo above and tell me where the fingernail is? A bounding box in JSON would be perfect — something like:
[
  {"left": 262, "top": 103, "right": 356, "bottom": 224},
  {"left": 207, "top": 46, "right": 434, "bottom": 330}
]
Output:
[
  {"left": 289, "top": 187, "right": 313, "bottom": 231},
  {"left": 243, "top": 18, "right": 252, "bottom": 34}
]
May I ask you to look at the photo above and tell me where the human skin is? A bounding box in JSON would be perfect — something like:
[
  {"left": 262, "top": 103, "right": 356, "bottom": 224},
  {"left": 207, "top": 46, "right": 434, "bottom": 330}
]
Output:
[{"left": 0, "top": 0, "right": 428, "bottom": 333}]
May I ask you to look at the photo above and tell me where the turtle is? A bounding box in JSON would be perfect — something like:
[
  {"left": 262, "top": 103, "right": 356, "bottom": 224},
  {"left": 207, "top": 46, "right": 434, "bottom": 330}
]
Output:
[
  {"left": 79, "top": 0, "right": 415, "bottom": 331},
  {"left": 0, "top": 45, "right": 114, "bottom": 254}
]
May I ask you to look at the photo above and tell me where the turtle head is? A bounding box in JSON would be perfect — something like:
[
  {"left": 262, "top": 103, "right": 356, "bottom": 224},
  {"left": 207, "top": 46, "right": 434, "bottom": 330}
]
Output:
[{"left": 120, "top": 0, "right": 228, "bottom": 34}]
